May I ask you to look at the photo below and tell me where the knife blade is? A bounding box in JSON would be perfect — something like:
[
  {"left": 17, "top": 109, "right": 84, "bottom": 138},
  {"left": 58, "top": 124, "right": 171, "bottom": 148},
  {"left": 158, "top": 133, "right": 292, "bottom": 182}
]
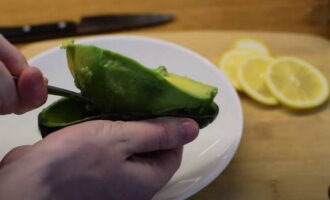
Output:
[{"left": 0, "top": 14, "right": 174, "bottom": 43}]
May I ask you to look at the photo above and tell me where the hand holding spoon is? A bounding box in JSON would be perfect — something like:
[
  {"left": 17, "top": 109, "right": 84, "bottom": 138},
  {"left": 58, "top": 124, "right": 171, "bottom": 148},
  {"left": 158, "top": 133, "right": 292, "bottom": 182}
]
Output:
[{"left": 12, "top": 76, "right": 90, "bottom": 103}]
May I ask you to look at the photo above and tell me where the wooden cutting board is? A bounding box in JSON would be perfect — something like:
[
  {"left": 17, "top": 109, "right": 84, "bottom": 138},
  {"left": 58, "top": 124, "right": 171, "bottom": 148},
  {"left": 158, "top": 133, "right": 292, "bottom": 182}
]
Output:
[{"left": 18, "top": 31, "right": 330, "bottom": 200}]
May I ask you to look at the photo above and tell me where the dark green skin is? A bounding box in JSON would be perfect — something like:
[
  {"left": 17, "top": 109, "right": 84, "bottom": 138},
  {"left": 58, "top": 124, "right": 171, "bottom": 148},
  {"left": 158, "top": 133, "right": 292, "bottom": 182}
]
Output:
[{"left": 38, "top": 98, "right": 219, "bottom": 137}]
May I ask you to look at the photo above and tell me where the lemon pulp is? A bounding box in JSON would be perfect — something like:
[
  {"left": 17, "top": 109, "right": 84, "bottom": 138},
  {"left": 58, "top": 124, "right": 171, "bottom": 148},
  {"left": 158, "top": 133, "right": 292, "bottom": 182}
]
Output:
[
  {"left": 219, "top": 50, "right": 259, "bottom": 90},
  {"left": 265, "top": 57, "right": 329, "bottom": 109},
  {"left": 238, "top": 56, "right": 278, "bottom": 105}
]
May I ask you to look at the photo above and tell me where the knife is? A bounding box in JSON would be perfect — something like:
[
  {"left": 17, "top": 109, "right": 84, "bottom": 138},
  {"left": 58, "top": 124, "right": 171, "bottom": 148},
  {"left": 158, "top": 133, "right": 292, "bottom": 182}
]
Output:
[{"left": 0, "top": 14, "right": 174, "bottom": 43}]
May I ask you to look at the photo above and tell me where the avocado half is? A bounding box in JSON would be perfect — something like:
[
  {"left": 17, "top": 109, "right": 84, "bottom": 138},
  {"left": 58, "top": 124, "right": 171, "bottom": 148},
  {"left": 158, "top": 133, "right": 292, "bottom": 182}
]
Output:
[{"left": 38, "top": 40, "right": 219, "bottom": 137}]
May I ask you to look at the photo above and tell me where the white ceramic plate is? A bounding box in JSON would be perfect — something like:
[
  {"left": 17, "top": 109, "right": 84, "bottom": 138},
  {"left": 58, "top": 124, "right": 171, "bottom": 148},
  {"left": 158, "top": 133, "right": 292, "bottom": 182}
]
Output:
[{"left": 0, "top": 36, "right": 243, "bottom": 200}]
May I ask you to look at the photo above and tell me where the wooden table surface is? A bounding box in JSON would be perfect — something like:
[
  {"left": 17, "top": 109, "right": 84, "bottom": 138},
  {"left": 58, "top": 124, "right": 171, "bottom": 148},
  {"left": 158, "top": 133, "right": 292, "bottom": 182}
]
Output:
[
  {"left": 16, "top": 30, "right": 330, "bottom": 200},
  {"left": 0, "top": 0, "right": 329, "bottom": 39},
  {"left": 1, "top": 1, "right": 330, "bottom": 200}
]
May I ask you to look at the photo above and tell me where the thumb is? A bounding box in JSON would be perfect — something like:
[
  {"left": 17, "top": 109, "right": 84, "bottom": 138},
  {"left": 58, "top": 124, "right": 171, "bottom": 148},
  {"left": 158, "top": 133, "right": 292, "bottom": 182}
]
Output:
[{"left": 120, "top": 117, "right": 199, "bottom": 155}]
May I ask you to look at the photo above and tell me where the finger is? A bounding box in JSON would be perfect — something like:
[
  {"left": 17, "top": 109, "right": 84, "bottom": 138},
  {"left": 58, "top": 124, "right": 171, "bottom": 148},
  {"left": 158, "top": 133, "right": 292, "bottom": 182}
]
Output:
[
  {"left": 0, "top": 61, "right": 19, "bottom": 114},
  {"left": 128, "top": 147, "right": 183, "bottom": 172},
  {"left": 0, "top": 145, "right": 32, "bottom": 168},
  {"left": 117, "top": 117, "right": 199, "bottom": 155},
  {"left": 125, "top": 147, "right": 183, "bottom": 191},
  {"left": 16, "top": 67, "right": 47, "bottom": 114},
  {"left": 0, "top": 34, "right": 28, "bottom": 75}
]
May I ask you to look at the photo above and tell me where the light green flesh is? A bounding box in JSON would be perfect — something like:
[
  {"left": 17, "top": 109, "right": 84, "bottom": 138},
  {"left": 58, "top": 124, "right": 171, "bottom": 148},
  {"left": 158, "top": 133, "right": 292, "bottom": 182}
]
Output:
[
  {"left": 63, "top": 40, "right": 218, "bottom": 115},
  {"left": 39, "top": 98, "right": 96, "bottom": 127}
]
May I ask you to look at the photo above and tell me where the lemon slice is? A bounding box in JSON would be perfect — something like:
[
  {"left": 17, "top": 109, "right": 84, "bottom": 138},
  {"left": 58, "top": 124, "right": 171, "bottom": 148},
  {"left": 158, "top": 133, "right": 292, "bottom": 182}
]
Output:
[
  {"left": 238, "top": 55, "right": 278, "bottom": 105},
  {"left": 265, "top": 57, "right": 329, "bottom": 109},
  {"left": 232, "top": 37, "right": 270, "bottom": 55},
  {"left": 219, "top": 50, "right": 258, "bottom": 90}
]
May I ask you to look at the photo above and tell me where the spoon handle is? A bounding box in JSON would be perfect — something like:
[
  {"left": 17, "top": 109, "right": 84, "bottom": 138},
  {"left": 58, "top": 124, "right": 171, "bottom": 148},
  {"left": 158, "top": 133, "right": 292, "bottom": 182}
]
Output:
[
  {"left": 47, "top": 85, "right": 90, "bottom": 102},
  {"left": 12, "top": 76, "right": 90, "bottom": 103}
]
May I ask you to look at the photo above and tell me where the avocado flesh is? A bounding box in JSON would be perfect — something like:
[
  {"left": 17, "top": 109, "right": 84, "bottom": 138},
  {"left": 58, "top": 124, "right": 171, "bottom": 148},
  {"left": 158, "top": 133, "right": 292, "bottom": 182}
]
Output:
[
  {"left": 38, "top": 40, "right": 219, "bottom": 136},
  {"left": 64, "top": 41, "right": 218, "bottom": 115},
  {"left": 38, "top": 98, "right": 97, "bottom": 137}
]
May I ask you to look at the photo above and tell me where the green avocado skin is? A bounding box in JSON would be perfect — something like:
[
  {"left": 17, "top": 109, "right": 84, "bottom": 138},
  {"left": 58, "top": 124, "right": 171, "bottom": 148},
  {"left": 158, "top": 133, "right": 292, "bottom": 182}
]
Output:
[
  {"left": 38, "top": 97, "right": 219, "bottom": 137},
  {"left": 65, "top": 43, "right": 217, "bottom": 115}
]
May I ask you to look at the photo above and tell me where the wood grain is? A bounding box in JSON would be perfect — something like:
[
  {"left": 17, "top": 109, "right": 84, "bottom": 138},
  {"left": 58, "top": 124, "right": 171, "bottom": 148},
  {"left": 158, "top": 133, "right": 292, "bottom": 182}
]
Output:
[
  {"left": 18, "top": 31, "right": 330, "bottom": 200},
  {"left": 0, "top": 0, "right": 329, "bottom": 39}
]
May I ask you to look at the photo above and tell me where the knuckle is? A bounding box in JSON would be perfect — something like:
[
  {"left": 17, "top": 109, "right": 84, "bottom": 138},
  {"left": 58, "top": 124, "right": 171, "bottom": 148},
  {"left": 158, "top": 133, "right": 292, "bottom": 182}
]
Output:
[
  {"left": 93, "top": 120, "right": 114, "bottom": 138},
  {"left": 111, "top": 121, "right": 131, "bottom": 144},
  {"left": 92, "top": 120, "right": 132, "bottom": 157},
  {"left": 155, "top": 122, "right": 170, "bottom": 150},
  {"left": 95, "top": 120, "right": 130, "bottom": 144}
]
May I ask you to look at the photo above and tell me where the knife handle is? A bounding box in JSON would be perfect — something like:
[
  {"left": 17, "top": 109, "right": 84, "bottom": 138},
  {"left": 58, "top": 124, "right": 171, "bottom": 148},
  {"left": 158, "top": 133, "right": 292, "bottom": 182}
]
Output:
[{"left": 0, "top": 21, "right": 76, "bottom": 43}]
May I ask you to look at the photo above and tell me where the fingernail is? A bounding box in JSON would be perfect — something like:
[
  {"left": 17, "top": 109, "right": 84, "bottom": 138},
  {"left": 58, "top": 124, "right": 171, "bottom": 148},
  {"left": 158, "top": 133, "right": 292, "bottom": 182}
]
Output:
[{"left": 180, "top": 119, "right": 199, "bottom": 143}]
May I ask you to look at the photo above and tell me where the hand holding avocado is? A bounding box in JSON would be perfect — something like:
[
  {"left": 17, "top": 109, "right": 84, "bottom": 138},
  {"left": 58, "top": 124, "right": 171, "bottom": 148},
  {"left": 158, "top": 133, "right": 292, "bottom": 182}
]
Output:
[{"left": 0, "top": 118, "right": 199, "bottom": 199}]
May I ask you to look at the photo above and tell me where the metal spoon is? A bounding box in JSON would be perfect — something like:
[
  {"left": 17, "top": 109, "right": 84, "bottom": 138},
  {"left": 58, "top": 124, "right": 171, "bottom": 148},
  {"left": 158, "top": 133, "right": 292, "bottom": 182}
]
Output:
[{"left": 12, "top": 76, "right": 90, "bottom": 103}]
